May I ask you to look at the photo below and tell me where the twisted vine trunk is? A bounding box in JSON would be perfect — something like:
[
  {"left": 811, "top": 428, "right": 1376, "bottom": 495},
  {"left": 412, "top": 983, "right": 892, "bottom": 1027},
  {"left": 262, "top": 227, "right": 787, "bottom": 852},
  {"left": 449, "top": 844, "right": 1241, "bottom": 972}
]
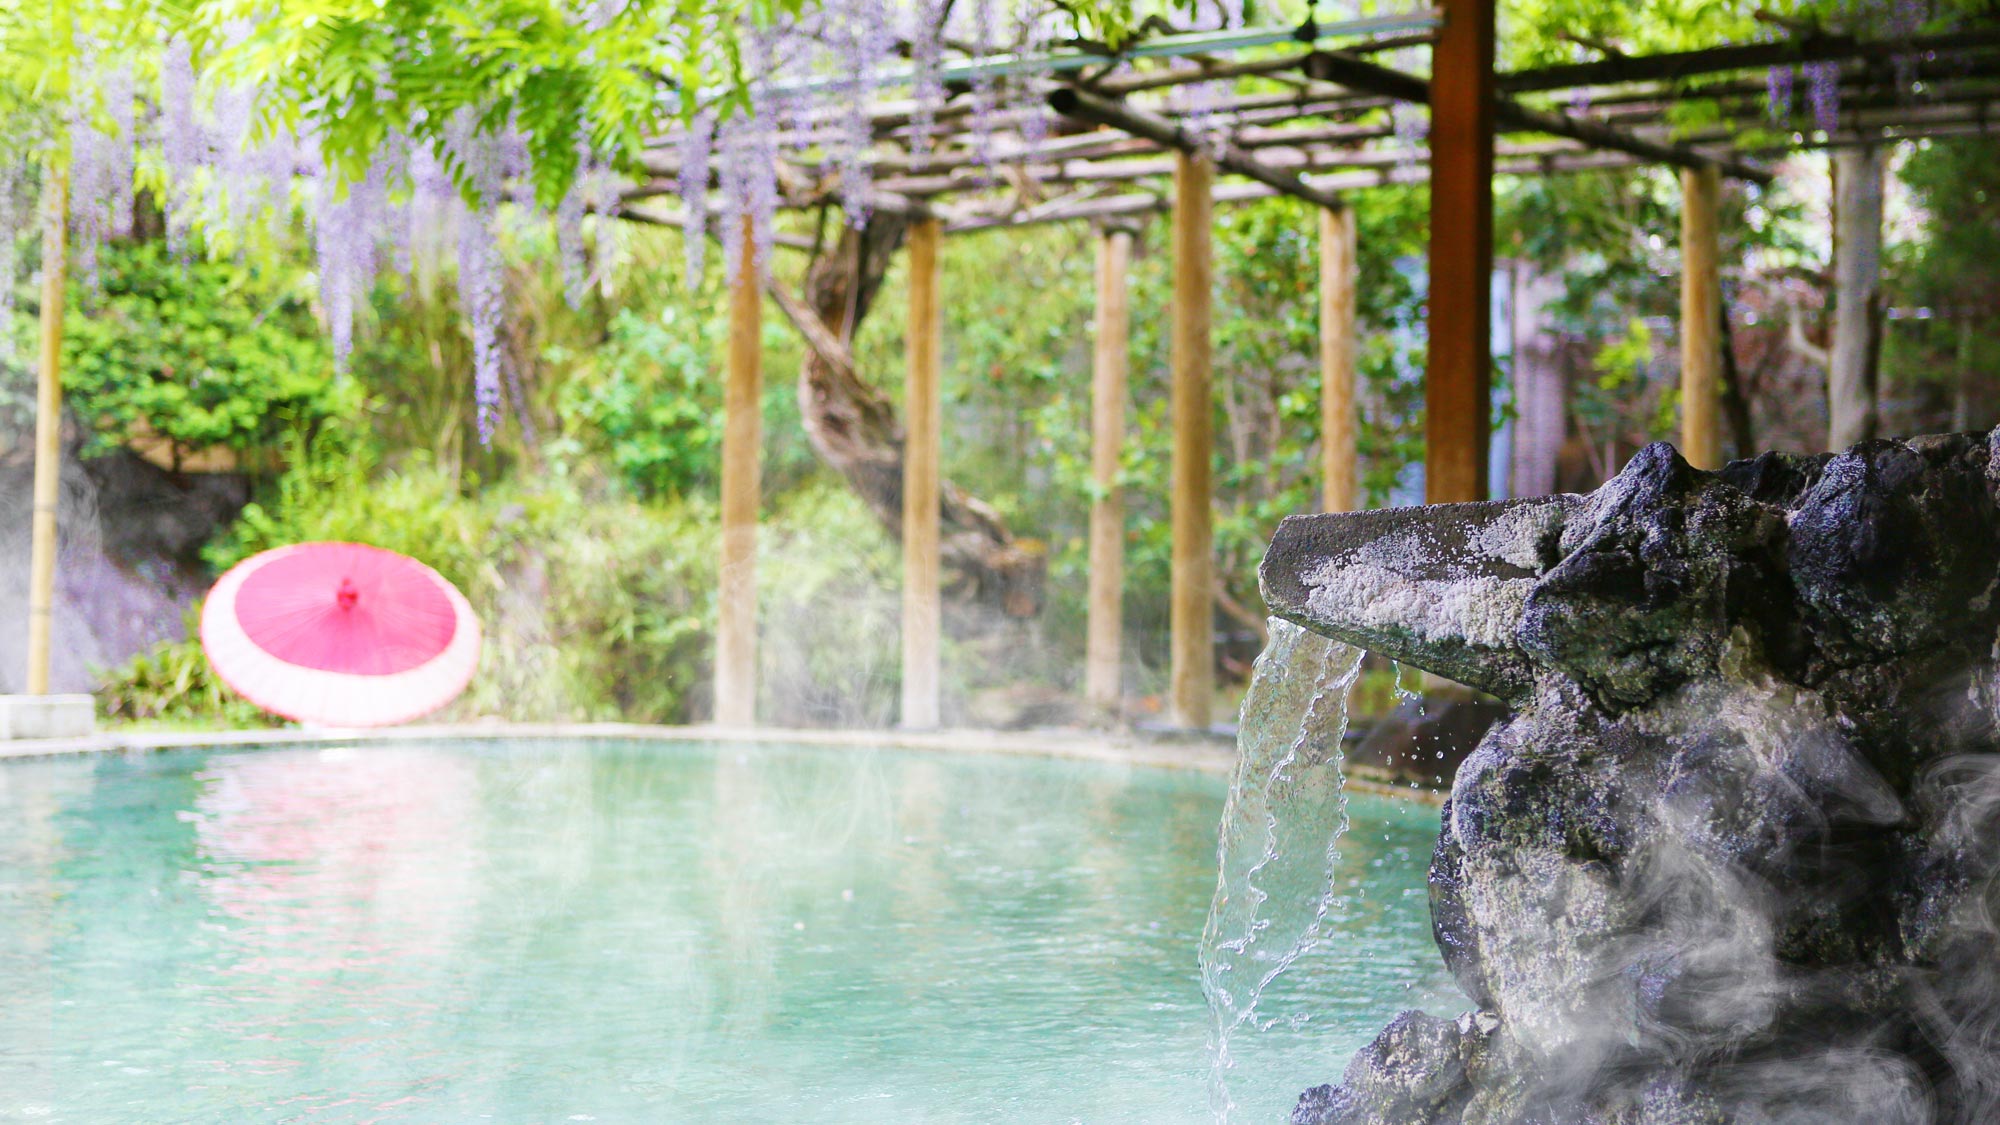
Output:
[{"left": 793, "top": 216, "right": 1046, "bottom": 617}]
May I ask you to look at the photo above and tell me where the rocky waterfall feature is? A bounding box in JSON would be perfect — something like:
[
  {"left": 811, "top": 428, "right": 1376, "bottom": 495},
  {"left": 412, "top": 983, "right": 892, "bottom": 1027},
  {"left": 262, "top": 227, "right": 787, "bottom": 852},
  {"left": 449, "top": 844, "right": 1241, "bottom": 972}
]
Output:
[{"left": 1259, "top": 432, "right": 2000, "bottom": 1124}]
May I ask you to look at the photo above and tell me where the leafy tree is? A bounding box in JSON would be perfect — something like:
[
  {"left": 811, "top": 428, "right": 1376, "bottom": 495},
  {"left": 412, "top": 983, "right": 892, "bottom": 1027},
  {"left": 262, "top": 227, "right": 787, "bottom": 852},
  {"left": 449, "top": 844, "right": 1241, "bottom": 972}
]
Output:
[
  {"left": 187, "top": 0, "right": 792, "bottom": 203},
  {"left": 556, "top": 305, "right": 727, "bottom": 499},
  {"left": 1886, "top": 137, "right": 2000, "bottom": 430},
  {"left": 1, "top": 0, "right": 796, "bottom": 193},
  {"left": 39, "top": 238, "right": 354, "bottom": 459}
]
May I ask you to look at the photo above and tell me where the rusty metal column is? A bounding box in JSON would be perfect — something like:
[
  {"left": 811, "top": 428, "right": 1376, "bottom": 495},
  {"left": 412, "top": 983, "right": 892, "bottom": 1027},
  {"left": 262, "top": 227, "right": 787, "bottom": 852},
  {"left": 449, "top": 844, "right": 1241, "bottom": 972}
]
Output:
[
  {"left": 1170, "top": 152, "right": 1215, "bottom": 731},
  {"left": 901, "top": 217, "right": 943, "bottom": 730},
  {"left": 714, "top": 219, "right": 763, "bottom": 726},
  {"left": 1680, "top": 165, "right": 1722, "bottom": 470},
  {"left": 1086, "top": 224, "right": 1133, "bottom": 712},
  {"left": 1425, "top": 0, "right": 1496, "bottom": 504}
]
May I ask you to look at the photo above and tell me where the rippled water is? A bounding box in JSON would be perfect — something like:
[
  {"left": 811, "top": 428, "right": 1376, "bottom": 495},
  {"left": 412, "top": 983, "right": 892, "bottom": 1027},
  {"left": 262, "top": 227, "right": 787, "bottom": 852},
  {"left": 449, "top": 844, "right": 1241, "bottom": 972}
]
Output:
[{"left": 0, "top": 739, "right": 1451, "bottom": 1123}]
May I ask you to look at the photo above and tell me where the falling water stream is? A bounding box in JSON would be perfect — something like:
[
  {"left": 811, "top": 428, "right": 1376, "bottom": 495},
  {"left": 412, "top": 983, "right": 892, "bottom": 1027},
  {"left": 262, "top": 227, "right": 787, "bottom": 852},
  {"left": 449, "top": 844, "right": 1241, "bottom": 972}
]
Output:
[{"left": 1199, "top": 619, "right": 1366, "bottom": 1122}]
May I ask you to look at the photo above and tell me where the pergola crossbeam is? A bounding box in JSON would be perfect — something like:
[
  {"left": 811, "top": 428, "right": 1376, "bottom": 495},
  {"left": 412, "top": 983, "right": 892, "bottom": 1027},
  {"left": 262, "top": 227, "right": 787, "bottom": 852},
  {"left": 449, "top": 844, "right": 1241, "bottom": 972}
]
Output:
[
  {"left": 626, "top": 26, "right": 1994, "bottom": 224},
  {"left": 943, "top": 147, "right": 1646, "bottom": 232},
  {"left": 1499, "top": 29, "right": 2000, "bottom": 94},
  {"left": 647, "top": 12, "right": 2000, "bottom": 734},
  {"left": 1301, "top": 50, "right": 1774, "bottom": 184},
  {"left": 1046, "top": 87, "right": 1347, "bottom": 211},
  {"left": 876, "top": 137, "right": 1600, "bottom": 197}
]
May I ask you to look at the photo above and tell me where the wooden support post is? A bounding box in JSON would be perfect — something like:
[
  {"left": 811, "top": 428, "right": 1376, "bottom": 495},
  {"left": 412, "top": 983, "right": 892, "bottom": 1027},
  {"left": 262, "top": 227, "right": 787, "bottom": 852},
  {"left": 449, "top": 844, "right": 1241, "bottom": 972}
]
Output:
[
  {"left": 714, "top": 220, "right": 763, "bottom": 727},
  {"left": 1829, "top": 145, "right": 1885, "bottom": 450},
  {"left": 27, "top": 164, "right": 67, "bottom": 696},
  {"left": 1320, "top": 206, "right": 1359, "bottom": 513},
  {"left": 902, "top": 217, "right": 943, "bottom": 730},
  {"left": 1425, "top": 0, "right": 1496, "bottom": 504},
  {"left": 1679, "top": 165, "right": 1723, "bottom": 470},
  {"left": 1086, "top": 225, "right": 1133, "bottom": 711},
  {"left": 1170, "top": 152, "right": 1215, "bottom": 731}
]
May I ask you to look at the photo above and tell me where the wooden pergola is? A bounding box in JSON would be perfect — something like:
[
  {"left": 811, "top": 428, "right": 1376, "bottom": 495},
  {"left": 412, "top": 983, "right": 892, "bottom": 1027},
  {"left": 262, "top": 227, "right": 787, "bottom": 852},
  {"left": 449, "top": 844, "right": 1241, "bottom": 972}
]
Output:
[{"left": 624, "top": 3, "right": 2000, "bottom": 731}]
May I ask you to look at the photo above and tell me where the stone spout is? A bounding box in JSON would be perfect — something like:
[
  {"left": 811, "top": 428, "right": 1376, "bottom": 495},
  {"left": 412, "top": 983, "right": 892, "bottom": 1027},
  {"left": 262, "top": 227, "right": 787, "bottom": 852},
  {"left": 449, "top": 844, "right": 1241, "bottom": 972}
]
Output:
[
  {"left": 1275, "top": 431, "right": 2000, "bottom": 1125},
  {"left": 1258, "top": 496, "right": 1575, "bottom": 702}
]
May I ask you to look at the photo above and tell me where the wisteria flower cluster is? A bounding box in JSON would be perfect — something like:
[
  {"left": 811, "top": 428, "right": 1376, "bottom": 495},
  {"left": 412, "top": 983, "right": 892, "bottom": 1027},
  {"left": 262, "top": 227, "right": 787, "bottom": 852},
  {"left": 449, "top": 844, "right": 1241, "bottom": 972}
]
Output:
[{"left": 31, "top": 29, "right": 638, "bottom": 444}]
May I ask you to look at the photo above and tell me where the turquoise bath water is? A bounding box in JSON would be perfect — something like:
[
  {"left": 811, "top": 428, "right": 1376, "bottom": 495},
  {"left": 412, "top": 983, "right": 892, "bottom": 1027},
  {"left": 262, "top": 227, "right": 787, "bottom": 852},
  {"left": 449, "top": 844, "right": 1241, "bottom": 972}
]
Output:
[{"left": 0, "top": 739, "right": 1453, "bottom": 1123}]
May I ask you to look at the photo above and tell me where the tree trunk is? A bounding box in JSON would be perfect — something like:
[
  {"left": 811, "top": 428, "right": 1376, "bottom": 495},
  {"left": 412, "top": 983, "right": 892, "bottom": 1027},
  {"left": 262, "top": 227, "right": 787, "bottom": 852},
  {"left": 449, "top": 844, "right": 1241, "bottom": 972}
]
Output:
[
  {"left": 1508, "top": 262, "right": 1566, "bottom": 497},
  {"left": 1952, "top": 316, "right": 1987, "bottom": 432},
  {"left": 1829, "top": 146, "right": 1885, "bottom": 450},
  {"left": 1718, "top": 299, "right": 1756, "bottom": 458},
  {"left": 793, "top": 217, "right": 1046, "bottom": 617}
]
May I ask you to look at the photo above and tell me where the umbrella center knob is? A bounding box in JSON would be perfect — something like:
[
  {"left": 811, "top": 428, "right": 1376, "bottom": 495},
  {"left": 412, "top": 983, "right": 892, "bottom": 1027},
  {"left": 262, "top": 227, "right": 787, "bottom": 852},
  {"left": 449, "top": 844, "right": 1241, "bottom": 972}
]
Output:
[{"left": 336, "top": 578, "right": 360, "bottom": 611}]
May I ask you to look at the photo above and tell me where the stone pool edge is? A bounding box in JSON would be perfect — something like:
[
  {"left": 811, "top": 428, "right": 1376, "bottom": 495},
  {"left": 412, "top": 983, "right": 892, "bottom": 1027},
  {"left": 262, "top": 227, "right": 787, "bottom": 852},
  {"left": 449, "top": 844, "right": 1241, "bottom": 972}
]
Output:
[{"left": 0, "top": 722, "right": 1445, "bottom": 805}]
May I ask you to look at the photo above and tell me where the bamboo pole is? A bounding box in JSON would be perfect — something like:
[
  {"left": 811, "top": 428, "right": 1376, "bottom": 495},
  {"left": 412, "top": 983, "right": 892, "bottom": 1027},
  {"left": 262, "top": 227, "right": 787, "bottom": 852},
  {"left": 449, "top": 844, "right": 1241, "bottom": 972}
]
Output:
[
  {"left": 1086, "top": 225, "right": 1132, "bottom": 712},
  {"left": 1169, "top": 152, "right": 1214, "bottom": 731},
  {"left": 901, "top": 217, "right": 944, "bottom": 730},
  {"left": 1679, "top": 165, "right": 1723, "bottom": 470},
  {"left": 1320, "top": 205, "right": 1360, "bottom": 513},
  {"left": 714, "top": 220, "right": 763, "bottom": 726},
  {"left": 27, "top": 165, "right": 67, "bottom": 696}
]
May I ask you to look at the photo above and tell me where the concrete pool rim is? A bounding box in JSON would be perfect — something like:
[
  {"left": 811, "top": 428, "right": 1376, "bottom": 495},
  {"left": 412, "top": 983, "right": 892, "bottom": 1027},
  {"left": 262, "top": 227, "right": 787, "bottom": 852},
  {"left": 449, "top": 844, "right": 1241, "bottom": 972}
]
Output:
[{"left": 0, "top": 721, "right": 1445, "bottom": 804}]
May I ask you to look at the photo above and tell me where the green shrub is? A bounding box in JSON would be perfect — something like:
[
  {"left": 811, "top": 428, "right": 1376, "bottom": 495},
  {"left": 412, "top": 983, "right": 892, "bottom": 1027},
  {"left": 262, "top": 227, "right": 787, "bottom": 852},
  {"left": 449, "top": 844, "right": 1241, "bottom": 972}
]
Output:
[
  {"left": 195, "top": 444, "right": 717, "bottom": 724},
  {"left": 51, "top": 240, "right": 354, "bottom": 459},
  {"left": 553, "top": 305, "right": 724, "bottom": 501},
  {"left": 95, "top": 627, "right": 279, "bottom": 730}
]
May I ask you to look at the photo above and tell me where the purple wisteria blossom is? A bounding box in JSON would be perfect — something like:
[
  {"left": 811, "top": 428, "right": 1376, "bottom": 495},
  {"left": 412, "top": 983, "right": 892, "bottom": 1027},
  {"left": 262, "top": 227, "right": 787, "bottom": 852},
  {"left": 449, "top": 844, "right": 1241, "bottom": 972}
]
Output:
[
  {"left": 1806, "top": 61, "right": 1841, "bottom": 133},
  {"left": 0, "top": 158, "right": 22, "bottom": 364},
  {"left": 314, "top": 166, "right": 385, "bottom": 375},
  {"left": 1767, "top": 65, "right": 1794, "bottom": 125},
  {"left": 679, "top": 110, "right": 716, "bottom": 282}
]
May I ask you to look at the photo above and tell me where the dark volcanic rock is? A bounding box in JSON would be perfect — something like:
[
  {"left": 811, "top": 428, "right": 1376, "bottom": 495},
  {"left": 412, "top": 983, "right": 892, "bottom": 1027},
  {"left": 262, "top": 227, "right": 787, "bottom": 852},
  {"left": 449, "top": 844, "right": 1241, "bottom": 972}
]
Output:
[
  {"left": 1261, "top": 430, "right": 2000, "bottom": 1125},
  {"left": 1292, "top": 1009, "right": 1496, "bottom": 1125},
  {"left": 1518, "top": 442, "right": 1791, "bottom": 711},
  {"left": 1351, "top": 698, "right": 1508, "bottom": 788},
  {"left": 0, "top": 449, "right": 248, "bottom": 693}
]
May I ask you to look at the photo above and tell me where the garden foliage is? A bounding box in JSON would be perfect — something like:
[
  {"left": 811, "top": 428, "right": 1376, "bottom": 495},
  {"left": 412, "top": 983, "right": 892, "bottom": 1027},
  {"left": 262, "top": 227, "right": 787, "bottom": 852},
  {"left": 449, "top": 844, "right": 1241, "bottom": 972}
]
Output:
[
  {"left": 56, "top": 240, "right": 352, "bottom": 458},
  {"left": 30, "top": 0, "right": 2000, "bottom": 727}
]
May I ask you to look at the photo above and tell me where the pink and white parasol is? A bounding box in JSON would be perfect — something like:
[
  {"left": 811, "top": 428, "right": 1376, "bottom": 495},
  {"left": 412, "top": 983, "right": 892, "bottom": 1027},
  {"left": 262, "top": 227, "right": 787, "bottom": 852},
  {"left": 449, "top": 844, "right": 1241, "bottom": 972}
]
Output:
[{"left": 200, "top": 542, "right": 482, "bottom": 727}]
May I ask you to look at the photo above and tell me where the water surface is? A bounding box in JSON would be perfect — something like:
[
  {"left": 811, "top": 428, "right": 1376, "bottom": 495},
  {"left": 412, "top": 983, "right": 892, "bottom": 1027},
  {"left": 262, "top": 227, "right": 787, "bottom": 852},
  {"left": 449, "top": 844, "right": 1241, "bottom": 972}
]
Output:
[{"left": 0, "top": 739, "right": 1452, "bottom": 1122}]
